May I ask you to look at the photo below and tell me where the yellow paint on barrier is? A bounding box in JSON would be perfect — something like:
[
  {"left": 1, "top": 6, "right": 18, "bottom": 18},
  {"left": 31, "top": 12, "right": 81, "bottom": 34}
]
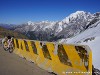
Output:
[
  {"left": 13, "top": 38, "right": 92, "bottom": 75},
  {"left": 17, "top": 39, "right": 24, "bottom": 57},
  {"left": 13, "top": 39, "right": 20, "bottom": 55},
  {"left": 13, "top": 39, "right": 17, "bottom": 53},
  {"left": 46, "top": 43, "right": 74, "bottom": 75},
  {"left": 63, "top": 45, "right": 87, "bottom": 71},
  {"left": 35, "top": 41, "right": 47, "bottom": 68},
  {"left": 89, "top": 49, "right": 92, "bottom": 75},
  {"left": 27, "top": 40, "right": 38, "bottom": 63}
]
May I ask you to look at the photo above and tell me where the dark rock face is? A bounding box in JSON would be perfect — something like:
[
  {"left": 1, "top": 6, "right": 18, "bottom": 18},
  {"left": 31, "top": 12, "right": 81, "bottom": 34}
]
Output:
[{"left": 93, "top": 66, "right": 100, "bottom": 75}]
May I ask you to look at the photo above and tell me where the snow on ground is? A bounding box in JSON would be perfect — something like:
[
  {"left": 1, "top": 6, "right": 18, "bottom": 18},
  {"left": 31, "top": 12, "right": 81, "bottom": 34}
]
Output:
[
  {"left": 59, "top": 21, "right": 100, "bottom": 70},
  {"left": 61, "top": 20, "right": 100, "bottom": 43},
  {"left": 61, "top": 37, "right": 100, "bottom": 70},
  {"left": 82, "top": 37, "right": 100, "bottom": 70}
]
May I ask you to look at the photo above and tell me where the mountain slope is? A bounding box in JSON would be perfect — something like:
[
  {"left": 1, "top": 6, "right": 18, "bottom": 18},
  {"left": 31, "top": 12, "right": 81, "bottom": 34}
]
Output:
[
  {"left": 0, "top": 26, "right": 28, "bottom": 39},
  {"left": 13, "top": 11, "right": 100, "bottom": 41},
  {"left": 59, "top": 19, "right": 100, "bottom": 71}
]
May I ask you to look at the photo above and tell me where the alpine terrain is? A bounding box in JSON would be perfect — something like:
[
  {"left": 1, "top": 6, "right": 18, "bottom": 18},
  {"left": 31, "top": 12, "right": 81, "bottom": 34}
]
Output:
[{"left": 1, "top": 11, "right": 100, "bottom": 74}]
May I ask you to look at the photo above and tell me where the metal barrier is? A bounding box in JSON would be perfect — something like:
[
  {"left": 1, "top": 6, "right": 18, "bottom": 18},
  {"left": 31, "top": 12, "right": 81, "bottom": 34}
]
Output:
[{"left": 13, "top": 38, "right": 92, "bottom": 75}]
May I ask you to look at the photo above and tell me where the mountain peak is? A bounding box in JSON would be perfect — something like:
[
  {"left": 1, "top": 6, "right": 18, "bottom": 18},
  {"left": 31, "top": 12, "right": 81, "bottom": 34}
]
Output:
[
  {"left": 74, "top": 11, "right": 86, "bottom": 14},
  {"left": 27, "top": 21, "right": 33, "bottom": 25},
  {"left": 62, "top": 11, "right": 92, "bottom": 24}
]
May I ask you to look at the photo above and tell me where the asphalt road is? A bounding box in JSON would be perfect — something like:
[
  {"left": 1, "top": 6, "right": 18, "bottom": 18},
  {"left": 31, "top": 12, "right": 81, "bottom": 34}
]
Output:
[{"left": 0, "top": 43, "right": 53, "bottom": 75}]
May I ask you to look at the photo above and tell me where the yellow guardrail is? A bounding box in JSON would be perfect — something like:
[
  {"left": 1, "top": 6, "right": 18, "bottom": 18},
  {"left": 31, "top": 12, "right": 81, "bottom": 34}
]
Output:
[{"left": 13, "top": 38, "right": 92, "bottom": 75}]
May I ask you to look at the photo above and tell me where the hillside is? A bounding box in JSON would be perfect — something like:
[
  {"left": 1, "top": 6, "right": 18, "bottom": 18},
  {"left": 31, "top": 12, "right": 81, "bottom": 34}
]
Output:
[{"left": 0, "top": 26, "right": 28, "bottom": 39}]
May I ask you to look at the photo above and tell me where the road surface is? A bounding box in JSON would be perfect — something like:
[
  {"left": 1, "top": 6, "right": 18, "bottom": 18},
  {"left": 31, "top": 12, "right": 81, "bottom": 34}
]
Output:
[{"left": 0, "top": 43, "right": 53, "bottom": 75}]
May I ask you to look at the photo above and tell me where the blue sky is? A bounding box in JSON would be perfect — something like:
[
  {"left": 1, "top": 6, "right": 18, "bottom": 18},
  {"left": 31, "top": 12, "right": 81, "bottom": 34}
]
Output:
[{"left": 0, "top": 0, "right": 100, "bottom": 24}]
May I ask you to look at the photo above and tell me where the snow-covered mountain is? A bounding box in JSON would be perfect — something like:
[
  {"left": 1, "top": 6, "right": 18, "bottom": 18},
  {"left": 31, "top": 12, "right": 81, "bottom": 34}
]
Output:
[
  {"left": 13, "top": 11, "right": 100, "bottom": 42},
  {"left": 11, "top": 11, "right": 100, "bottom": 72},
  {"left": 59, "top": 12, "right": 100, "bottom": 73},
  {"left": 1, "top": 11, "right": 100, "bottom": 73}
]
